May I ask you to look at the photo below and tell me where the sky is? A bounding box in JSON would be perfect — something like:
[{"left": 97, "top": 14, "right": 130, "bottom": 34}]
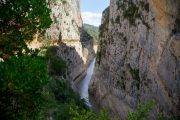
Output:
[{"left": 81, "top": 0, "right": 110, "bottom": 27}]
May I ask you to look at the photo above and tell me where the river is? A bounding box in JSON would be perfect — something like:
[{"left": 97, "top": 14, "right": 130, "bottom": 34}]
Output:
[{"left": 76, "top": 58, "right": 100, "bottom": 115}]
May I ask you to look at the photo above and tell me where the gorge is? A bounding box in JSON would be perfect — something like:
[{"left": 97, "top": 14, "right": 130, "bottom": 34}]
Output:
[
  {"left": 28, "top": 0, "right": 180, "bottom": 119},
  {"left": 35, "top": 0, "right": 180, "bottom": 119},
  {"left": 1, "top": 0, "right": 180, "bottom": 119}
]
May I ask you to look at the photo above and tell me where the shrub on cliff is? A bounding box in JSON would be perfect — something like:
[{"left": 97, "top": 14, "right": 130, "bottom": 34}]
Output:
[
  {"left": 45, "top": 45, "right": 68, "bottom": 76},
  {"left": 45, "top": 45, "right": 59, "bottom": 59},
  {"left": 62, "top": 0, "right": 67, "bottom": 4},
  {"left": 48, "top": 55, "right": 68, "bottom": 76}
]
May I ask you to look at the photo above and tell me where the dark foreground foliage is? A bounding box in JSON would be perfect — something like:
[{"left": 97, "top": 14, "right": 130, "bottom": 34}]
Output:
[
  {"left": 42, "top": 78, "right": 91, "bottom": 120},
  {"left": 0, "top": 54, "right": 49, "bottom": 119}
]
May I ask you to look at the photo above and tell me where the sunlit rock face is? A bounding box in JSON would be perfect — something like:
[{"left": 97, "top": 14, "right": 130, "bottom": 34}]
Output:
[
  {"left": 67, "top": 0, "right": 82, "bottom": 27},
  {"left": 28, "top": 0, "right": 95, "bottom": 88},
  {"left": 45, "top": 0, "right": 82, "bottom": 43},
  {"left": 89, "top": 0, "right": 180, "bottom": 119}
]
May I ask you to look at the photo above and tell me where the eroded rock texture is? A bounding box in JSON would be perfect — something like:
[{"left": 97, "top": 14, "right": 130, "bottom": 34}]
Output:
[
  {"left": 28, "top": 0, "right": 95, "bottom": 88},
  {"left": 89, "top": 0, "right": 180, "bottom": 119}
]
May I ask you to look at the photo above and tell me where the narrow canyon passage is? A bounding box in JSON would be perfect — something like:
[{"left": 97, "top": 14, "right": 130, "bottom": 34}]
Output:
[{"left": 76, "top": 58, "right": 100, "bottom": 115}]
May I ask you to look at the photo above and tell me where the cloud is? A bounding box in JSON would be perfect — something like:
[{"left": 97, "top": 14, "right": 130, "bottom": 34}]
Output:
[{"left": 82, "top": 12, "right": 102, "bottom": 27}]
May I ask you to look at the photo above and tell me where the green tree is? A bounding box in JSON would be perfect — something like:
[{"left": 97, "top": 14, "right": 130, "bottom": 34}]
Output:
[
  {"left": 0, "top": 0, "right": 52, "bottom": 119},
  {"left": 41, "top": 77, "right": 91, "bottom": 120},
  {"left": 0, "top": 54, "right": 49, "bottom": 119},
  {"left": 0, "top": 0, "right": 52, "bottom": 56}
]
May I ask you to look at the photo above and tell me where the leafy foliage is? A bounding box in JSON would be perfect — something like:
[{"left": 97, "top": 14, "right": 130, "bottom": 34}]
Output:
[
  {"left": 70, "top": 99, "right": 178, "bottom": 120},
  {"left": 38, "top": 48, "right": 47, "bottom": 57},
  {"left": 142, "top": 20, "right": 151, "bottom": 30},
  {"left": 45, "top": 45, "right": 68, "bottom": 76},
  {"left": 127, "top": 64, "right": 140, "bottom": 82},
  {"left": 144, "top": 3, "right": 149, "bottom": 12},
  {"left": 96, "top": 51, "right": 102, "bottom": 65},
  {"left": 45, "top": 45, "right": 59, "bottom": 59},
  {"left": 70, "top": 106, "right": 120, "bottom": 120},
  {"left": 62, "top": 0, "right": 67, "bottom": 4},
  {"left": 0, "top": 54, "right": 49, "bottom": 119},
  {"left": 123, "top": 2, "right": 139, "bottom": 26},
  {"left": 0, "top": 0, "right": 52, "bottom": 56},
  {"left": 127, "top": 99, "right": 156, "bottom": 120},
  {"left": 0, "top": 0, "right": 52, "bottom": 119},
  {"left": 42, "top": 78, "right": 91, "bottom": 120},
  {"left": 49, "top": 55, "right": 67, "bottom": 76}
]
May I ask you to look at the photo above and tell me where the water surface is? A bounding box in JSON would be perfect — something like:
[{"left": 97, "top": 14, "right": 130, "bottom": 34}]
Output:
[{"left": 76, "top": 58, "right": 100, "bottom": 114}]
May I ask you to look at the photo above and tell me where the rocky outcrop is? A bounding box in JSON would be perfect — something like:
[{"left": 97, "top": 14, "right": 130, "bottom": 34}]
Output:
[
  {"left": 28, "top": 0, "right": 95, "bottom": 87},
  {"left": 89, "top": 0, "right": 180, "bottom": 119}
]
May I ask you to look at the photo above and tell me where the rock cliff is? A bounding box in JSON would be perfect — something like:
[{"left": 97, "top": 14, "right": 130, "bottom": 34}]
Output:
[
  {"left": 28, "top": 0, "right": 95, "bottom": 87},
  {"left": 89, "top": 0, "right": 180, "bottom": 119}
]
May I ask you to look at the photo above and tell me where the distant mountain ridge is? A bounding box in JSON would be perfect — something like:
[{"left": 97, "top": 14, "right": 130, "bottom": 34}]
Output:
[
  {"left": 83, "top": 23, "right": 99, "bottom": 31},
  {"left": 83, "top": 23, "right": 99, "bottom": 45}
]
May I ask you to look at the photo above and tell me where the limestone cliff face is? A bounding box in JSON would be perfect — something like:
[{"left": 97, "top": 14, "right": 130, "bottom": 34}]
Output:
[
  {"left": 89, "top": 0, "right": 180, "bottom": 119},
  {"left": 45, "top": 0, "right": 82, "bottom": 43},
  {"left": 28, "top": 0, "right": 95, "bottom": 87},
  {"left": 67, "top": 0, "right": 82, "bottom": 27},
  {"left": 28, "top": 0, "right": 82, "bottom": 47}
]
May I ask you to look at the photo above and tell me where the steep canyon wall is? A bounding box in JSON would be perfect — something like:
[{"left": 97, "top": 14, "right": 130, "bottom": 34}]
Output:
[{"left": 89, "top": 0, "right": 180, "bottom": 119}]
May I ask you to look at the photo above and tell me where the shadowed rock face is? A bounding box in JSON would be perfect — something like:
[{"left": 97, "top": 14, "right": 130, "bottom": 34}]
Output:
[
  {"left": 80, "top": 27, "right": 96, "bottom": 67},
  {"left": 89, "top": 0, "right": 180, "bottom": 119},
  {"left": 55, "top": 42, "right": 87, "bottom": 88}
]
